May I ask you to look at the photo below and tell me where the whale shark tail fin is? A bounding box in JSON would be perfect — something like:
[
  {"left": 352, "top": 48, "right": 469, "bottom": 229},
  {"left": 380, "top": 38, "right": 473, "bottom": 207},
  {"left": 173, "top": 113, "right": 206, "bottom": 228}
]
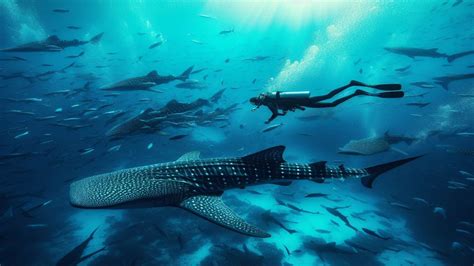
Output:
[
  {"left": 447, "top": 54, "right": 459, "bottom": 63},
  {"left": 89, "top": 32, "right": 104, "bottom": 44},
  {"left": 447, "top": 50, "right": 474, "bottom": 63},
  {"left": 177, "top": 65, "right": 194, "bottom": 81},
  {"left": 434, "top": 80, "right": 450, "bottom": 90},
  {"left": 361, "top": 155, "right": 423, "bottom": 188}
]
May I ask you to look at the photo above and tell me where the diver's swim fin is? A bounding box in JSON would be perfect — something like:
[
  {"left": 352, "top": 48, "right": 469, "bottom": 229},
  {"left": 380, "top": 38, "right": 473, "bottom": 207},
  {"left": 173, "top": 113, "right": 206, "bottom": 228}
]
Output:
[
  {"left": 370, "top": 84, "right": 402, "bottom": 91},
  {"left": 350, "top": 80, "right": 401, "bottom": 91},
  {"left": 355, "top": 90, "right": 404, "bottom": 98},
  {"left": 373, "top": 91, "right": 404, "bottom": 98}
]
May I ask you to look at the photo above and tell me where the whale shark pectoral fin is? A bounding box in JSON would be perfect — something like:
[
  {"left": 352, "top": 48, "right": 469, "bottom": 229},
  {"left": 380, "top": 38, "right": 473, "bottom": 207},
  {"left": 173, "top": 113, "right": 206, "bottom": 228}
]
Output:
[
  {"left": 176, "top": 151, "right": 201, "bottom": 161},
  {"left": 45, "top": 45, "right": 63, "bottom": 51},
  {"left": 138, "top": 82, "right": 156, "bottom": 88},
  {"left": 179, "top": 195, "right": 271, "bottom": 238},
  {"left": 242, "top": 146, "right": 286, "bottom": 163}
]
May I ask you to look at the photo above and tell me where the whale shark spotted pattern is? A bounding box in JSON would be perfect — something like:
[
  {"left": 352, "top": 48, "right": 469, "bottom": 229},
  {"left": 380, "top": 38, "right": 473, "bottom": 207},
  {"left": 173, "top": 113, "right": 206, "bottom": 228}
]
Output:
[{"left": 70, "top": 146, "right": 421, "bottom": 237}]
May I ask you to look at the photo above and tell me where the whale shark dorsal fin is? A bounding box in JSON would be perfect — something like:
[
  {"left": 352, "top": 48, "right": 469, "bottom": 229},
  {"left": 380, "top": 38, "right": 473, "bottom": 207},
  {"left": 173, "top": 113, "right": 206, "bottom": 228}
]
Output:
[
  {"left": 176, "top": 151, "right": 201, "bottom": 161},
  {"left": 310, "top": 161, "right": 326, "bottom": 168},
  {"left": 147, "top": 70, "right": 158, "bottom": 78},
  {"left": 242, "top": 145, "right": 286, "bottom": 163},
  {"left": 180, "top": 195, "right": 271, "bottom": 238},
  {"left": 46, "top": 35, "right": 60, "bottom": 42}
]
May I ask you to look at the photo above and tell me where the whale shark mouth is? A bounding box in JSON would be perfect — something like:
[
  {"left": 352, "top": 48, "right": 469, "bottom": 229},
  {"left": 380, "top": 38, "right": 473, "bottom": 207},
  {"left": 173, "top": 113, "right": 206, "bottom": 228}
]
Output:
[
  {"left": 69, "top": 167, "right": 191, "bottom": 208},
  {"left": 68, "top": 171, "right": 159, "bottom": 208}
]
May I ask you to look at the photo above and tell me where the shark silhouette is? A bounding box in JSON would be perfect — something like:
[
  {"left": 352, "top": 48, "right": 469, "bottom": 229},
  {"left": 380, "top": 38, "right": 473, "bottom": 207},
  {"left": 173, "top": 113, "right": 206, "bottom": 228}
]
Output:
[
  {"left": 100, "top": 66, "right": 194, "bottom": 92},
  {"left": 1, "top": 33, "right": 103, "bottom": 52},
  {"left": 70, "top": 146, "right": 421, "bottom": 237},
  {"left": 384, "top": 47, "right": 474, "bottom": 63},
  {"left": 56, "top": 227, "right": 105, "bottom": 266},
  {"left": 433, "top": 73, "right": 474, "bottom": 90}
]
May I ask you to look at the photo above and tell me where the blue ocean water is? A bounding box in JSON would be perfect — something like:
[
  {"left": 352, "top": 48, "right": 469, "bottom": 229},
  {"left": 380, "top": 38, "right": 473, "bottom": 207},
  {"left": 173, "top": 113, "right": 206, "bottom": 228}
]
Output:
[{"left": 0, "top": 0, "right": 473, "bottom": 265}]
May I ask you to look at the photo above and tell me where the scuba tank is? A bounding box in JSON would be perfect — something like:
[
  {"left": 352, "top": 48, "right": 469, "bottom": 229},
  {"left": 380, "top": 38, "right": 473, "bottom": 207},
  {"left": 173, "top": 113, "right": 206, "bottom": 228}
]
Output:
[{"left": 267, "top": 91, "right": 311, "bottom": 100}]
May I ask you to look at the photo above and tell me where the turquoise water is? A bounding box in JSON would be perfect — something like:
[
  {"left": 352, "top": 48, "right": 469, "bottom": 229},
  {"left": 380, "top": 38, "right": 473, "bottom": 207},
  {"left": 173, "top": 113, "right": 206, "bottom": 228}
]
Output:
[{"left": 1, "top": 0, "right": 473, "bottom": 265}]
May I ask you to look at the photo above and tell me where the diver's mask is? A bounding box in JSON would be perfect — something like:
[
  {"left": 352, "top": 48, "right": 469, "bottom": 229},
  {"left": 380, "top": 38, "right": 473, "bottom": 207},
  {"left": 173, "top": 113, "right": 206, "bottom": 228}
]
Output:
[{"left": 250, "top": 93, "right": 267, "bottom": 111}]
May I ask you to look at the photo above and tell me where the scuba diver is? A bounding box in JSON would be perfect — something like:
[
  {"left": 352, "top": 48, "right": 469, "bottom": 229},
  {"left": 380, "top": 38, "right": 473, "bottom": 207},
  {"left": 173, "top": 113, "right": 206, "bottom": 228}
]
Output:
[{"left": 250, "top": 80, "right": 404, "bottom": 123}]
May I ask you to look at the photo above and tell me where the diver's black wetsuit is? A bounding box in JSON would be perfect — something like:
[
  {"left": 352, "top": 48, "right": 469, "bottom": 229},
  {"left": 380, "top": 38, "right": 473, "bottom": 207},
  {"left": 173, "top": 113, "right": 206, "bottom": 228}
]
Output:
[{"left": 250, "top": 80, "right": 403, "bottom": 123}]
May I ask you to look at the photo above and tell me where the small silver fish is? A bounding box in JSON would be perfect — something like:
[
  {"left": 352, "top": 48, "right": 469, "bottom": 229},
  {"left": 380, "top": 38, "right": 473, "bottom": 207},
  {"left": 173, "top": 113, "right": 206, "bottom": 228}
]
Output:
[
  {"left": 448, "top": 181, "right": 467, "bottom": 187},
  {"left": 63, "top": 117, "right": 81, "bottom": 121},
  {"left": 457, "top": 132, "right": 474, "bottom": 137},
  {"left": 26, "top": 224, "right": 48, "bottom": 228},
  {"left": 107, "top": 145, "right": 121, "bottom": 152},
  {"left": 459, "top": 221, "right": 474, "bottom": 228},
  {"left": 14, "top": 131, "right": 29, "bottom": 139},
  {"left": 80, "top": 148, "right": 94, "bottom": 155},
  {"left": 390, "top": 202, "right": 412, "bottom": 210},
  {"left": 460, "top": 170, "right": 474, "bottom": 177},
  {"left": 412, "top": 197, "right": 429, "bottom": 205},
  {"left": 262, "top": 123, "right": 283, "bottom": 133},
  {"left": 456, "top": 229, "right": 473, "bottom": 236},
  {"left": 448, "top": 186, "right": 466, "bottom": 190}
]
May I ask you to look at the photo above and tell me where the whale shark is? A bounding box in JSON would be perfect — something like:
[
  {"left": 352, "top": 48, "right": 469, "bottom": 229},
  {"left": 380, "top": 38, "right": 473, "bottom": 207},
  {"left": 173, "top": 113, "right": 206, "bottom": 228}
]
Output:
[
  {"left": 383, "top": 131, "right": 419, "bottom": 145},
  {"left": 105, "top": 98, "right": 211, "bottom": 137},
  {"left": 338, "top": 137, "right": 391, "bottom": 155},
  {"left": 106, "top": 89, "right": 228, "bottom": 138},
  {"left": 1, "top": 33, "right": 104, "bottom": 52},
  {"left": 100, "top": 66, "right": 194, "bottom": 92},
  {"left": 384, "top": 47, "right": 474, "bottom": 63},
  {"left": 69, "top": 146, "right": 421, "bottom": 237}
]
